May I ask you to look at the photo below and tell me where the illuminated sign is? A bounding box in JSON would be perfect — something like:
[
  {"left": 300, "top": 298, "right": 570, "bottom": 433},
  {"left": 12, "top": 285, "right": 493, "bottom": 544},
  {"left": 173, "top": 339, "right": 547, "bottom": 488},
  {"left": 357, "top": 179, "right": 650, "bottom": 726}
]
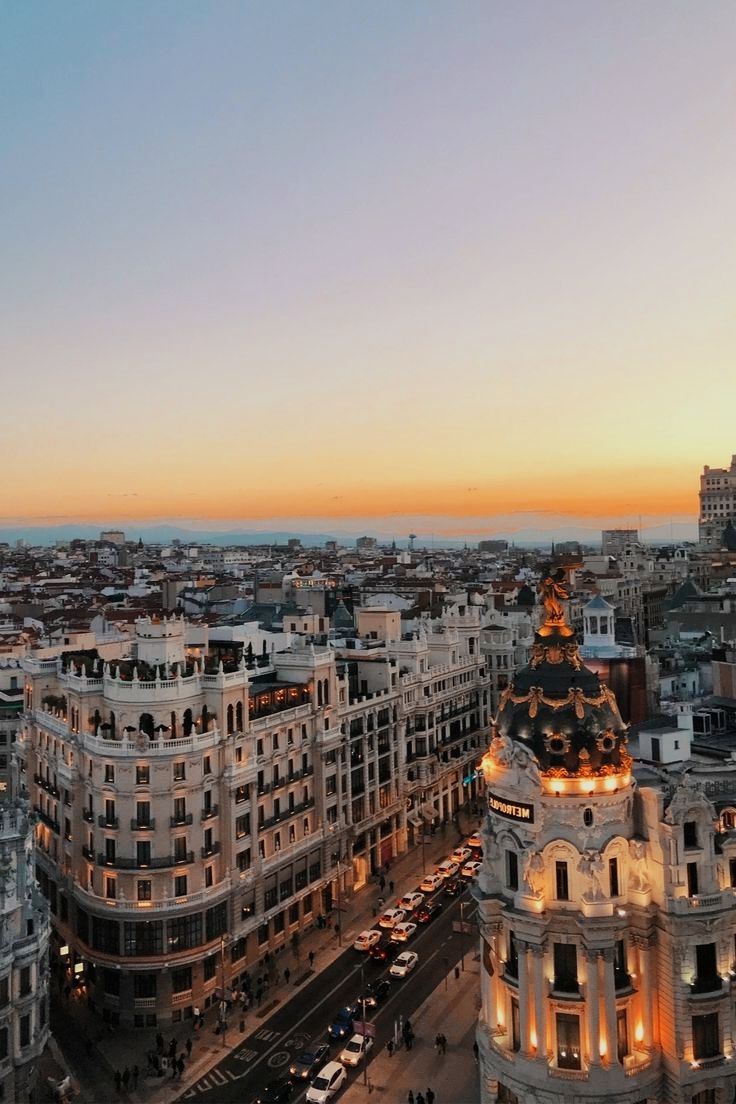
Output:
[{"left": 487, "top": 791, "right": 534, "bottom": 823}]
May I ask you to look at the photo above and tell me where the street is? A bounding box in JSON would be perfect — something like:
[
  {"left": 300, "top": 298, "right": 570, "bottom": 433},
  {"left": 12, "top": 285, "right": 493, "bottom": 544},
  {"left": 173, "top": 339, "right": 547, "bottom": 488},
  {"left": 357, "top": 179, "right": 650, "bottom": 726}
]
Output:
[{"left": 178, "top": 881, "right": 475, "bottom": 1104}]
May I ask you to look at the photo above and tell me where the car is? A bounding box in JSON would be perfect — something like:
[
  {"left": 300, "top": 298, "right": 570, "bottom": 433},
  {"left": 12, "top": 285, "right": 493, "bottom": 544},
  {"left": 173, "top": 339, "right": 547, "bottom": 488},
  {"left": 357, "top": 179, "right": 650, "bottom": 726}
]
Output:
[
  {"left": 328, "top": 1006, "right": 357, "bottom": 1040},
  {"left": 436, "top": 860, "right": 459, "bottom": 879},
  {"left": 378, "top": 907, "right": 406, "bottom": 929},
  {"left": 415, "top": 900, "right": 443, "bottom": 924},
  {"left": 398, "top": 891, "right": 424, "bottom": 911},
  {"left": 389, "top": 950, "right": 419, "bottom": 978},
  {"left": 451, "top": 847, "right": 472, "bottom": 864},
  {"left": 306, "top": 1061, "right": 347, "bottom": 1104},
  {"left": 461, "top": 860, "right": 482, "bottom": 879},
  {"left": 361, "top": 979, "right": 391, "bottom": 1007},
  {"left": 419, "top": 873, "right": 443, "bottom": 893},
  {"left": 390, "top": 921, "right": 417, "bottom": 943},
  {"left": 369, "top": 940, "right": 395, "bottom": 964},
  {"left": 289, "top": 1044, "right": 331, "bottom": 1081},
  {"left": 466, "top": 833, "right": 482, "bottom": 850},
  {"left": 339, "top": 1033, "right": 374, "bottom": 1067},
  {"left": 255, "top": 1079, "right": 293, "bottom": 1104},
  {"left": 353, "top": 929, "right": 382, "bottom": 952},
  {"left": 444, "top": 878, "right": 463, "bottom": 898}
]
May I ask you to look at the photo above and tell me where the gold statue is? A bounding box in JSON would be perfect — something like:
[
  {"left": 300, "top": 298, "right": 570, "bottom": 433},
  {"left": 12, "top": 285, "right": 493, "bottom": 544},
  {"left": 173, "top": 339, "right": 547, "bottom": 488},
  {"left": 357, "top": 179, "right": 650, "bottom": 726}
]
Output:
[{"left": 538, "top": 569, "right": 574, "bottom": 638}]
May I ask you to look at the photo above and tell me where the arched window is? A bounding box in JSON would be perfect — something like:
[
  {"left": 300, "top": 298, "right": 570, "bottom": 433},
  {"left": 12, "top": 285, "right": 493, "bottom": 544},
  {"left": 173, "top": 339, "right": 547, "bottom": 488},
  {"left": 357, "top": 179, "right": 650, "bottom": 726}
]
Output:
[
  {"left": 323, "top": 679, "right": 330, "bottom": 706},
  {"left": 317, "top": 681, "right": 323, "bottom": 707},
  {"left": 236, "top": 701, "right": 244, "bottom": 731},
  {"left": 227, "top": 704, "right": 234, "bottom": 734},
  {"left": 110, "top": 710, "right": 116, "bottom": 738},
  {"left": 183, "top": 709, "right": 193, "bottom": 737},
  {"left": 139, "top": 713, "right": 154, "bottom": 738},
  {"left": 201, "top": 705, "right": 209, "bottom": 732},
  {"left": 92, "top": 709, "right": 101, "bottom": 734},
  {"left": 583, "top": 808, "right": 594, "bottom": 827},
  {"left": 170, "top": 711, "right": 177, "bottom": 739}
]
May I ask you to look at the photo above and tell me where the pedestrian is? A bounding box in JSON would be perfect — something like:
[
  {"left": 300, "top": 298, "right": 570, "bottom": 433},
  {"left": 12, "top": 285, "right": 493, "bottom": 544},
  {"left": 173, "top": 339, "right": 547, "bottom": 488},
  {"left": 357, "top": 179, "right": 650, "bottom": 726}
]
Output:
[
  {"left": 416, "top": 1094, "right": 425, "bottom": 1104},
  {"left": 168, "top": 1037, "right": 176, "bottom": 1060},
  {"left": 379, "top": 875, "right": 386, "bottom": 891},
  {"left": 177, "top": 1055, "right": 185, "bottom": 1079},
  {"left": 389, "top": 880, "right": 394, "bottom": 894},
  {"left": 185, "top": 1037, "right": 192, "bottom": 1058},
  {"left": 122, "top": 1067, "right": 130, "bottom": 1091},
  {"left": 156, "top": 1032, "right": 164, "bottom": 1054},
  {"left": 132, "top": 1065, "right": 139, "bottom": 1091},
  {"left": 387, "top": 1039, "right": 394, "bottom": 1058},
  {"left": 114, "top": 1070, "right": 122, "bottom": 1094},
  {"left": 334, "top": 923, "right": 340, "bottom": 939},
  {"left": 377, "top": 896, "right": 385, "bottom": 910},
  {"left": 256, "top": 986, "right": 263, "bottom": 1006},
  {"left": 473, "top": 1040, "right": 479, "bottom": 1063},
  {"left": 407, "top": 1093, "right": 414, "bottom": 1104},
  {"left": 426, "top": 1090, "right": 435, "bottom": 1104},
  {"left": 308, "top": 950, "right": 315, "bottom": 969},
  {"left": 440, "top": 1033, "right": 447, "bottom": 1055},
  {"left": 284, "top": 967, "right": 291, "bottom": 985}
]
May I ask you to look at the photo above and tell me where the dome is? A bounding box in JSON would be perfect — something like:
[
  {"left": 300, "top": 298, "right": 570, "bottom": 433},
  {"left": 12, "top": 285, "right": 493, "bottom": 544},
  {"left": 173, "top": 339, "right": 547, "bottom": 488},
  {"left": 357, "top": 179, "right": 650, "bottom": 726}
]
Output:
[{"left": 493, "top": 571, "right": 630, "bottom": 779}]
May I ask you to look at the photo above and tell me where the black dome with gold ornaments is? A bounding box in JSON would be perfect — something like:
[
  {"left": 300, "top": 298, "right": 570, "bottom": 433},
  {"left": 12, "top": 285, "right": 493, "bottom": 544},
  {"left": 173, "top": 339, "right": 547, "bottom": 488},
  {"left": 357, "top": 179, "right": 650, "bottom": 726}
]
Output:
[{"left": 492, "top": 570, "right": 631, "bottom": 778}]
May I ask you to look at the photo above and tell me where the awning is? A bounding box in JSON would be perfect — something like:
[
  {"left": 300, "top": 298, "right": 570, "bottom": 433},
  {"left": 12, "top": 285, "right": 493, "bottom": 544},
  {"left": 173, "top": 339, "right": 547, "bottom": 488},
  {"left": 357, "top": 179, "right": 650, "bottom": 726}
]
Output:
[
  {"left": 420, "top": 803, "right": 437, "bottom": 822},
  {"left": 407, "top": 814, "right": 422, "bottom": 829}
]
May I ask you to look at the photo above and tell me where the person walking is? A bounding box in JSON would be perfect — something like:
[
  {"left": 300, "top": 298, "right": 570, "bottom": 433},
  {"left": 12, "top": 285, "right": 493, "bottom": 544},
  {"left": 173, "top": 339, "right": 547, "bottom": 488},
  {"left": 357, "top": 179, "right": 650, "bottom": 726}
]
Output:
[
  {"left": 177, "top": 1054, "right": 185, "bottom": 1079},
  {"left": 435, "top": 1033, "right": 442, "bottom": 1055},
  {"left": 389, "top": 880, "right": 394, "bottom": 895},
  {"left": 156, "top": 1032, "right": 164, "bottom": 1055},
  {"left": 114, "top": 1070, "right": 122, "bottom": 1094},
  {"left": 122, "top": 1067, "right": 130, "bottom": 1091},
  {"left": 440, "top": 1033, "right": 447, "bottom": 1055},
  {"left": 386, "top": 1039, "right": 394, "bottom": 1058},
  {"left": 132, "top": 1065, "right": 139, "bottom": 1091},
  {"left": 185, "top": 1037, "right": 192, "bottom": 1058},
  {"left": 284, "top": 967, "right": 291, "bottom": 985},
  {"left": 473, "top": 1040, "right": 479, "bottom": 1063},
  {"left": 168, "top": 1037, "right": 177, "bottom": 1061},
  {"left": 308, "top": 950, "right": 315, "bottom": 969},
  {"left": 407, "top": 1092, "right": 414, "bottom": 1104},
  {"left": 426, "top": 1089, "right": 435, "bottom": 1104},
  {"left": 416, "top": 1093, "right": 426, "bottom": 1104}
]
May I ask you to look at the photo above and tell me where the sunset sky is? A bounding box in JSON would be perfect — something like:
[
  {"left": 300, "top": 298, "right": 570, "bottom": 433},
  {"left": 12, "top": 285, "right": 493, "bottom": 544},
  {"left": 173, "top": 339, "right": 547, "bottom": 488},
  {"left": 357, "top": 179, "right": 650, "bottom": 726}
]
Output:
[{"left": 2, "top": 2, "right": 735, "bottom": 539}]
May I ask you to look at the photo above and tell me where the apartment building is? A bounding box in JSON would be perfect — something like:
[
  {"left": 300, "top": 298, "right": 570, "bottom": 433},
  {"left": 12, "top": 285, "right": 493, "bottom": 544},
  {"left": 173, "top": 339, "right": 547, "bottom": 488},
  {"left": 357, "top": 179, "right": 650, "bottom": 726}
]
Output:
[{"left": 699, "top": 455, "right": 736, "bottom": 549}]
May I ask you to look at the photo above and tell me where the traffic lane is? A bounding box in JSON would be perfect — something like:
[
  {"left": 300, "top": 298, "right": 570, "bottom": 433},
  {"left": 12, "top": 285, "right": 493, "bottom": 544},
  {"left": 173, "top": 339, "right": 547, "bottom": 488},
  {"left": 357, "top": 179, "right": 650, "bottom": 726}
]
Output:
[{"left": 180, "top": 882, "right": 473, "bottom": 1103}]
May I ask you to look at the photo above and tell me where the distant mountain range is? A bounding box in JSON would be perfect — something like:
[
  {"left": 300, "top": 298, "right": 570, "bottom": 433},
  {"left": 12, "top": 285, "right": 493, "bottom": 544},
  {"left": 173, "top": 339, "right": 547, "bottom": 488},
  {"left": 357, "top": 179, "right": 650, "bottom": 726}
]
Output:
[{"left": 0, "top": 520, "right": 699, "bottom": 548}]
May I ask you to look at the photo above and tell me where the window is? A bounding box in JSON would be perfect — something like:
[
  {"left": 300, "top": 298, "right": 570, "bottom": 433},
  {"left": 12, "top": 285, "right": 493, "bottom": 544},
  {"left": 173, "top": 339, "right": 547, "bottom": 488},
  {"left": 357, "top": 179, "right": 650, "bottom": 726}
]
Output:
[
  {"left": 105, "top": 838, "right": 116, "bottom": 864},
  {"left": 609, "top": 857, "right": 620, "bottom": 897},
  {"left": 136, "top": 801, "right": 151, "bottom": 828},
  {"left": 236, "top": 814, "right": 250, "bottom": 839},
  {"left": 92, "top": 916, "right": 120, "bottom": 955},
  {"left": 134, "top": 974, "right": 157, "bottom": 998},
  {"left": 555, "top": 861, "right": 569, "bottom": 901},
  {"left": 136, "top": 841, "right": 151, "bottom": 867},
  {"left": 231, "top": 937, "right": 246, "bottom": 963},
  {"left": 137, "top": 880, "right": 152, "bottom": 902},
  {"left": 506, "top": 931, "right": 518, "bottom": 979},
  {"left": 510, "top": 997, "right": 520, "bottom": 1052},
  {"left": 556, "top": 1013, "right": 581, "bottom": 1069},
  {"left": 553, "top": 943, "right": 578, "bottom": 993},
  {"left": 20, "top": 1013, "right": 30, "bottom": 1048},
  {"left": 236, "top": 849, "right": 251, "bottom": 872},
  {"left": 692, "top": 1012, "right": 720, "bottom": 1060},
  {"left": 174, "top": 874, "right": 188, "bottom": 897},
  {"left": 694, "top": 943, "right": 719, "bottom": 992},
  {"left": 174, "top": 837, "right": 188, "bottom": 862},
  {"left": 123, "top": 921, "right": 163, "bottom": 956},
  {"left": 0, "top": 1025, "right": 7, "bottom": 1061},
  {"left": 104, "top": 764, "right": 115, "bottom": 783},
  {"left": 684, "top": 821, "right": 699, "bottom": 849},
  {"left": 235, "top": 786, "right": 247, "bottom": 804},
  {"left": 205, "top": 866, "right": 213, "bottom": 888},
  {"left": 167, "top": 913, "right": 203, "bottom": 952},
  {"left": 136, "top": 764, "right": 149, "bottom": 785},
  {"left": 583, "top": 807, "right": 593, "bottom": 827},
  {"left": 105, "top": 876, "right": 116, "bottom": 900},
  {"left": 687, "top": 861, "right": 699, "bottom": 897},
  {"left": 203, "top": 755, "right": 211, "bottom": 775},
  {"left": 0, "top": 977, "right": 8, "bottom": 1006},
  {"left": 206, "top": 902, "right": 227, "bottom": 941},
  {"left": 505, "top": 851, "right": 518, "bottom": 892},
  {"left": 173, "top": 762, "right": 185, "bottom": 782},
  {"left": 204, "top": 954, "right": 217, "bottom": 981},
  {"left": 171, "top": 966, "right": 192, "bottom": 994},
  {"left": 20, "top": 966, "right": 31, "bottom": 996},
  {"left": 616, "top": 1009, "right": 629, "bottom": 1062}
]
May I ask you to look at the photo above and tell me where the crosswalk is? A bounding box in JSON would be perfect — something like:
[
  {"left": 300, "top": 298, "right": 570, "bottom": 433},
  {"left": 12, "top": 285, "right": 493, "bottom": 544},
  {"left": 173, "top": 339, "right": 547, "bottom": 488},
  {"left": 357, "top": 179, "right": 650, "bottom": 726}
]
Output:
[
  {"left": 254, "top": 1028, "right": 279, "bottom": 1042},
  {"left": 181, "top": 1029, "right": 281, "bottom": 1098}
]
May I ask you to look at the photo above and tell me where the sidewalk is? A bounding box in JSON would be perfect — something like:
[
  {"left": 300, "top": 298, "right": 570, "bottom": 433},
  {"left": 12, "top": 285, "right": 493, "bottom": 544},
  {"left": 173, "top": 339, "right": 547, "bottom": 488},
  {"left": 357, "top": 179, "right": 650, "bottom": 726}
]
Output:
[
  {"left": 342, "top": 958, "right": 482, "bottom": 1104},
  {"left": 49, "top": 810, "right": 481, "bottom": 1104}
]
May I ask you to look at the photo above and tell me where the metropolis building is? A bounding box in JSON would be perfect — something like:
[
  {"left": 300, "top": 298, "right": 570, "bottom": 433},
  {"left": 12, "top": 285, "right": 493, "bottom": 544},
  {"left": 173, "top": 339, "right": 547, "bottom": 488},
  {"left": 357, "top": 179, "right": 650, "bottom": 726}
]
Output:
[{"left": 476, "top": 574, "right": 736, "bottom": 1104}]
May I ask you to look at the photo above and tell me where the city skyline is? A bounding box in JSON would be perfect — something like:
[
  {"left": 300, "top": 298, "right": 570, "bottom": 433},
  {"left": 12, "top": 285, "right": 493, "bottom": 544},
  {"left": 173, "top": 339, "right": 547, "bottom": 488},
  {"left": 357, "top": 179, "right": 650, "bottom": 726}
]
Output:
[{"left": 4, "top": 2, "right": 735, "bottom": 530}]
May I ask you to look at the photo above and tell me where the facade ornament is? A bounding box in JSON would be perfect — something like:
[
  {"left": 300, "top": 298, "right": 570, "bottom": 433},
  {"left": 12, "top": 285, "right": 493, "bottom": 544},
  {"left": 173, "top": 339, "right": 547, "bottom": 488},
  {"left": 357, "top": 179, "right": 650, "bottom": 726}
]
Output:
[
  {"left": 577, "top": 850, "right": 606, "bottom": 901},
  {"left": 487, "top": 728, "right": 514, "bottom": 768},
  {"left": 629, "top": 839, "right": 650, "bottom": 891},
  {"left": 522, "top": 850, "right": 545, "bottom": 898}
]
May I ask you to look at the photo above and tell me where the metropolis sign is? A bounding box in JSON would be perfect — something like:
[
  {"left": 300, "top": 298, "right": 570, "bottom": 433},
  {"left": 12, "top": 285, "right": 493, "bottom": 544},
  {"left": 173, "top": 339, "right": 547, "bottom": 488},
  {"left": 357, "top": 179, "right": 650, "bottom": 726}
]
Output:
[{"left": 487, "top": 791, "right": 535, "bottom": 823}]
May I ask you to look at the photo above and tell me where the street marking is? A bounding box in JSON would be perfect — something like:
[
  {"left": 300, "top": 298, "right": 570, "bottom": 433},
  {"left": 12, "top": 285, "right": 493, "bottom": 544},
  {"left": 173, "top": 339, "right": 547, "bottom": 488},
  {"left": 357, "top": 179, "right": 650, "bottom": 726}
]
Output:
[
  {"left": 268, "top": 1050, "right": 290, "bottom": 1068},
  {"left": 209, "top": 1069, "right": 228, "bottom": 1086},
  {"left": 254, "top": 1028, "right": 280, "bottom": 1041},
  {"left": 234, "top": 1047, "right": 258, "bottom": 1063}
]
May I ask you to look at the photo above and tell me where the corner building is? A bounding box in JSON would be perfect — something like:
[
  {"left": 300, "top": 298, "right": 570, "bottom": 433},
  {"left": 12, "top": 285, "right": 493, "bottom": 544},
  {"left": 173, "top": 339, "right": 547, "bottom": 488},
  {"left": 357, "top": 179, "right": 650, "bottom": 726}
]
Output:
[{"left": 476, "top": 580, "right": 736, "bottom": 1104}]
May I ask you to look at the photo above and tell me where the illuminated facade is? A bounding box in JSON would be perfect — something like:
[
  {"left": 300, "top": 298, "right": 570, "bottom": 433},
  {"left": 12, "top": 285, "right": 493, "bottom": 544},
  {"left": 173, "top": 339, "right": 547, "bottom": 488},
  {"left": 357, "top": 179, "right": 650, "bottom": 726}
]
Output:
[
  {"left": 699, "top": 455, "right": 736, "bottom": 549},
  {"left": 475, "top": 575, "right": 736, "bottom": 1104}
]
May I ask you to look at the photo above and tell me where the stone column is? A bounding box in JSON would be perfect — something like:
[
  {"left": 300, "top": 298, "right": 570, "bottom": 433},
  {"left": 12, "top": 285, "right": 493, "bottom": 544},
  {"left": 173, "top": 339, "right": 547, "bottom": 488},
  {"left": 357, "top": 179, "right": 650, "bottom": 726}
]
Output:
[
  {"left": 636, "top": 936, "right": 654, "bottom": 1049},
  {"left": 602, "top": 947, "right": 619, "bottom": 1066},
  {"left": 518, "top": 941, "right": 532, "bottom": 1057},
  {"left": 586, "top": 948, "right": 601, "bottom": 1066},
  {"left": 531, "top": 944, "right": 547, "bottom": 1059}
]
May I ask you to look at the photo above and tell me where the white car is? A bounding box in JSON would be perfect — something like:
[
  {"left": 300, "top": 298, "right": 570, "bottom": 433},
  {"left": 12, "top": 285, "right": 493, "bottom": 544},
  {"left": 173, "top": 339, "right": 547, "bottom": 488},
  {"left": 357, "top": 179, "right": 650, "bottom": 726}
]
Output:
[
  {"left": 436, "top": 859, "right": 459, "bottom": 879},
  {"left": 451, "top": 847, "right": 472, "bottom": 864},
  {"left": 461, "top": 860, "right": 482, "bottom": 879},
  {"left": 398, "top": 891, "right": 424, "bottom": 911},
  {"left": 391, "top": 921, "right": 417, "bottom": 943},
  {"left": 419, "top": 873, "right": 443, "bottom": 893},
  {"left": 378, "top": 907, "right": 406, "bottom": 929},
  {"left": 339, "top": 1033, "right": 374, "bottom": 1067},
  {"left": 353, "top": 929, "right": 382, "bottom": 952},
  {"left": 390, "top": 950, "right": 419, "bottom": 978},
  {"left": 466, "top": 833, "right": 482, "bottom": 849},
  {"left": 306, "top": 1060, "right": 347, "bottom": 1104}
]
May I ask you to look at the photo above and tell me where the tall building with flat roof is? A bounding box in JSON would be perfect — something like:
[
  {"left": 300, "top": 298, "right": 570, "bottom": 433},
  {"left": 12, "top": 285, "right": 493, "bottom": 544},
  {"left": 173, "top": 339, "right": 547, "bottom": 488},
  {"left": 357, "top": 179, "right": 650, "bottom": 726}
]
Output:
[
  {"left": 601, "top": 529, "right": 638, "bottom": 557},
  {"left": 699, "top": 455, "right": 736, "bottom": 549}
]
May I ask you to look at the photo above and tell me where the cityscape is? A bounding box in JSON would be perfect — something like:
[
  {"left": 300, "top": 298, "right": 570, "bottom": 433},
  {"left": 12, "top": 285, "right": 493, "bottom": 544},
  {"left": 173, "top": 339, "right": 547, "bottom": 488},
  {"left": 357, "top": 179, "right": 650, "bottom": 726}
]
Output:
[{"left": 3, "top": 6, "right": 736, "bottom": 1104}]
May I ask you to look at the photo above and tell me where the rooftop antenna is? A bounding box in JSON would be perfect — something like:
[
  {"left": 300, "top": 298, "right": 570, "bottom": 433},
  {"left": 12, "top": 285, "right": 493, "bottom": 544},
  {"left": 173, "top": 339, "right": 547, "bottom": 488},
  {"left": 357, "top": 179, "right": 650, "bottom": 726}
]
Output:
[{"left": 409, "top": 533, "right": 417, "bottom": 552}]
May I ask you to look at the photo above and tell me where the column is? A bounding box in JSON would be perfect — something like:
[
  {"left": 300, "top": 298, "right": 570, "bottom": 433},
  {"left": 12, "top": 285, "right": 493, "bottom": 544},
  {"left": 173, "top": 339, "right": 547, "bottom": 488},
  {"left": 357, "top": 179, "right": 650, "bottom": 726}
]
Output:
[
  {"left": 518, "top": 941, "right": 532, "bottom": 1057},
  {"left": 586, "top": 949, "right": 601, "bottom": 1066},
  {"left": 602, "top": 947, "right": 619, "bottom": 1067},
  {"left": 532, "top": 944, "right": 546, "bottom": 1059},
  {"left": 637, "top": 937, "right": 653, "bottom": 1049}
]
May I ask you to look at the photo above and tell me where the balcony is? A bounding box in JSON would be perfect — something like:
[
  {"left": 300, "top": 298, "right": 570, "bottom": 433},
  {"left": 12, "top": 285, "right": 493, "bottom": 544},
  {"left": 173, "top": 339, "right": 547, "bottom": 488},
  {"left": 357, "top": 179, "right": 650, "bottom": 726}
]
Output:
[
  {"left": 98, "top": 815, "right": 119, "bottom": 829},
  {"left": 170, "top": 813, "right": 193, "bottom": 828},
  {"left": 82, "top": 809, "right": 94, "bottom": 824},
  {"left": 34, "top": 807, "right": 60, "bottom": 834},
  {"left": 260, "top": 797, "right": 315, "bottom": 830},
  {"left": 201, "top": 805, "right": 219, "bottom": 822},
  {"left": 82, "top": 845, "right": 94, "bottom": 862},
  {"left": 34, "top": 774, "right": 60, "bottom": 800},
  {"left": 130, "top": 819, "right": 156, "bottom": 831},
  {"left": 690, "top": 976, "right": 724, "bottom": 998},
  {"left": 272, "top": 776, "right": 286, "bottom": 791},
  {"left": 98, "top": 852, "right": 194, "bottom": 870},
  {"left": 201, "top": 842, "right": 221, "bottom": 859}
]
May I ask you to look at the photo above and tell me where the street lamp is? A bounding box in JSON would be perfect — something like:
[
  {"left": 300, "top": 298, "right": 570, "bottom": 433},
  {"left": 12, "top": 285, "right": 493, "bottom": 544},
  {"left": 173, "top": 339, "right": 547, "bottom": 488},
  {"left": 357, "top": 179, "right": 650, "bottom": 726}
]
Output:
[{"left": 219, "top": 932, "right": 231, "bottom": 1046}]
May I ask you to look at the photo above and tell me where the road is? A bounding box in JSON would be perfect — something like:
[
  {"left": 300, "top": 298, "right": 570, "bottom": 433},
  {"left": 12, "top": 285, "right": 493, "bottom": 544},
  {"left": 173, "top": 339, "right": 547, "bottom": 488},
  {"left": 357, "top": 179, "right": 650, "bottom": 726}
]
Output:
[{"left": 178, "top": 881, "right": 475, "bottom": 1104}]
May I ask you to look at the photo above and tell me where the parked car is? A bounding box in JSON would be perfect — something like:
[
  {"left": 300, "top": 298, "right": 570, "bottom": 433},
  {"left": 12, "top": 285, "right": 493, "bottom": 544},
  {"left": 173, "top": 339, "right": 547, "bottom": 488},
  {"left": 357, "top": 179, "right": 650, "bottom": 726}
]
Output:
[
  {"left": 353, "top": 929, "right": 382, "bottom": 952},
  {"left": 378, "top": 908, "right": 406, "bottom": 929},
  {"left": 389, "top": 951, "right": 419, "bottom": 978},
  {"left": 415, "top": 900, "right": 443, "bottom": 924},
  {"left": 419, "top": 873, "right": 443, "bottom": 893},
  {"left": 466, "top": 833, "right": 482, "bottom": 850},
  {"left": 289, "top": 1044, "right": 330, "bottom": 1081},
  {"left": 362, "top": 979, "right": 391, "bottom": 1007},
  {"left": 255, "top": 1079, "right": 293, "bottom": 1104},
  {"left": 306, "top": 1061, "right": 347, "bottom": 1104},
  {"left": 328, "top": 1006, "right": 358, "bottom": 1041},
  {"left": 390, "top": 921, "right": 417, "bottom": 943},
  {"left": 461, "top": 860, "right": 482, "bottom": 879},
  {"left": 436, "top": 859, "right": 459, "bottom": 879},
  {"left": 339, "top": 1033, "right": 374, "bottom": 1067},
  {"left": 451, "top": 847, "right": 472, "bottom": 864},
  {"left": 444, "top": 878, "right": 463, "bottom": 898},
  {"left": 397, "top": 891, "right": 424, "bottom": 912},
  {"left": 369, "top": 940, "right": 395, "bottom": 965}
]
